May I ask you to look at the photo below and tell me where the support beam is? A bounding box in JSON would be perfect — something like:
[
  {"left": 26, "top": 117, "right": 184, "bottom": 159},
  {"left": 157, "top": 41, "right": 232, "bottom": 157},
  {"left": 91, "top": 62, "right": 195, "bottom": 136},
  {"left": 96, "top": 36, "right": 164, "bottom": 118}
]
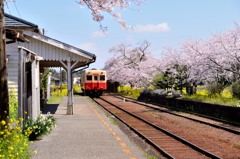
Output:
[
  {"left": 47, "top": 72, "right": 52, "bottom": 100},
  {"left": 60, "top": 58, "right": 79, "bottom": 115},
  {"left": 31, "top": 59, "right": 37, "bottom": 119},
  {"left": 32, "top": 60, "right": 41, "bottom": 120},
  {"left": 60, "top": 59, "right": 80, "bottom": 115},
  {"left": 59, "top": 60, "right": 67, "bottom": 70},
  {"left": 67, "top": 58, "right": 73, "bottom": 115},
  {"left": 18, "top": 48, "right": 24, "bottom": 119}
]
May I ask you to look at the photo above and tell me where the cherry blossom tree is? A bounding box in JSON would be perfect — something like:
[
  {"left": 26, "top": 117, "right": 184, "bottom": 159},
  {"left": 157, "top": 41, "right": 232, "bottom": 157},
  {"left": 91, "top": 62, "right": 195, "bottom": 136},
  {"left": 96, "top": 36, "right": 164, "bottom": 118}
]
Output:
[
  {"left": 207, "top": 25, "right": 240, "bottom": 81},
  {"left": 159, "top": 24, "right": 240, "bottom": 94},
  {"left": 0, "top": 0, "right": 146, "bottom": 119},
  {"left": 104, "top": 41, "right": 160, "bottom": 87},
  {"left": 182, "top": 24, "right": 240, "bottom": 84},
  {"left": 78, "top": 0, "right": 146, "bottom": 29}
]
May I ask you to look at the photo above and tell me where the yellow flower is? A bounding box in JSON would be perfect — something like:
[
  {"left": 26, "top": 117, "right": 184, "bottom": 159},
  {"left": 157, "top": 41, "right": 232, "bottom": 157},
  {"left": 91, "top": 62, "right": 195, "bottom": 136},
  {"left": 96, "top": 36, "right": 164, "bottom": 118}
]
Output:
[
  {"left": 8, "top": 146, "right": 14, "bottom": 151},
  {"left": 24, "top": 111, "right": 28, "bottom": 114},
  {"left": 5, "top": 131, "right": 10, "bottom": 136},
  {"left": 16, "top": 126, "right": 21, "bottom": 132},
  {"left": 24, "top": 142, "right": 28, "bottom": 147},
  {"left": 33, "top": 150, "right": 38, "bottom": 155},
  {"left": 1, "top": 120, "right": 6, "bottom": 126}
]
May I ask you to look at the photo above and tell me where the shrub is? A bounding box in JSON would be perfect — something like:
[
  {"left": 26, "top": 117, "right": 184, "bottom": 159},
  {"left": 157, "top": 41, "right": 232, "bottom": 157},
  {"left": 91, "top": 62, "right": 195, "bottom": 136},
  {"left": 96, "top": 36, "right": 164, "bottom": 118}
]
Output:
[
  {"left": 138, "top": 89, "right": 182, "bottom": 101},
  {"left": 169, "top": 90, "right": 182, "bottom": 98},
  {"left": 118, "top": 86, "right": 142, "bottom": 99},
  {"left": 118, "top": 85, "right": 132, "bottom": 96},
  {"left": 196, "top": 86, "right": 208, "bottom": 96},
  {"left": 232, "top": 81, "right": 240, "bottom": 99},
  {"left": 24, "top": 113, "right": 56, "bottom": 141},
  {"left": 137, "top": 89, "right": 152, "bottom": 101},
  {"left": 51, "top": 87, "right": 68, "bottom": 97},
  {"left": 221, "top": 87, "right": 232, "bottom": 98},
  {"left": 206, "top": 82, "right": 225, "bottom": 97},
  {"left": 0, "top": 118, "right": 31, "bottom": 159},
  {"left": 9, "top": 90, "right": 18, "bottom": 120},
  {"left": 182, "top": 93, "right": 239, "bottom": 106},
  {"left": 73, "top": 84, "right": 81, "bottom": 94},
  {"left": 130, "top": 88, "right": 142, "bottom": 99}
]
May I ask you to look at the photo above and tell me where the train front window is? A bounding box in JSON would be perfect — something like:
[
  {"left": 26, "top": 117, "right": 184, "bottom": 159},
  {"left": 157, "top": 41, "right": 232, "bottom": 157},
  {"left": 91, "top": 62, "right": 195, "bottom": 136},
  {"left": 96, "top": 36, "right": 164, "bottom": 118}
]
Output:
[
  {"left": 94, "top": 75, "right": 98, "bottom": 81},
  {"left": 100, "top": 75, "right": 105, "bottom": 81},
  {"left": 86, "top": 75, "right": 92, "bottom": 81}
]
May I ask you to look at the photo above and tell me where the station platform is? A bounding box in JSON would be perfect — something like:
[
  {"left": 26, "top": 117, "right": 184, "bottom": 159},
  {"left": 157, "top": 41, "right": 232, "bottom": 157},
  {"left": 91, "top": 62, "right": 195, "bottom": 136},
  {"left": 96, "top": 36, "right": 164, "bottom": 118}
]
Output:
[{"left": 31, "top": 96, "right": 149, "bottom": 159}]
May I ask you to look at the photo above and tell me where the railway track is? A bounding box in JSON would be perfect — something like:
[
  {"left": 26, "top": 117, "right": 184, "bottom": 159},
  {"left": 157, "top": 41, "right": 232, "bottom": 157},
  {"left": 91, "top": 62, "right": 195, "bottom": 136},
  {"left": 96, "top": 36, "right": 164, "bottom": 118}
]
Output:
[
  {"left": 93, "top": 96, "right": 221, "bottom": 159},
  {"left": 115, "top": 95, "right": 240, "bottom": 135}
]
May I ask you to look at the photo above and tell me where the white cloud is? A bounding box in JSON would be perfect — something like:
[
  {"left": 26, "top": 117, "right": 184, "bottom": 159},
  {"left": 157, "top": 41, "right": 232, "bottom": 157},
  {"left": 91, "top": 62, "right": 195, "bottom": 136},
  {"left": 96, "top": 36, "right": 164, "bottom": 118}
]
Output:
[
  {"left": 90, "top": 31, "right": 107, "bottom": 38},
  {"left": 133, "top": 23, "right": 170, "bottom": 33}
]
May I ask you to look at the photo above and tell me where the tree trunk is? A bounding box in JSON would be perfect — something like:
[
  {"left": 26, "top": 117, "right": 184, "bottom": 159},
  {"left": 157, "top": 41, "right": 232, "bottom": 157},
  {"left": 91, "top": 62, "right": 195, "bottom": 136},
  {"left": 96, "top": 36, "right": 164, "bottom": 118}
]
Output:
[
  {"left": 186, "top": 82, "right": 197, "bottom": 95},
  {"left": 0, "top": 1, "right": 9, "bottom": 121}
]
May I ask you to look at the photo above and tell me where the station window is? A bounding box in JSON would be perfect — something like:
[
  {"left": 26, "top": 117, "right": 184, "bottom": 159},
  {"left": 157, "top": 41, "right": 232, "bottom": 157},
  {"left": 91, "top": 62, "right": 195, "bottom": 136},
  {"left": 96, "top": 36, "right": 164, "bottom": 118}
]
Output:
[
  {"left": 86, "top": 75, "right": 92, "bottom": 81},
  {"left": 94, "top": 75, "right": 98, "bottom": 81},
  {"left": 100, "top": 75, "right": 105, "bottom": 81}
]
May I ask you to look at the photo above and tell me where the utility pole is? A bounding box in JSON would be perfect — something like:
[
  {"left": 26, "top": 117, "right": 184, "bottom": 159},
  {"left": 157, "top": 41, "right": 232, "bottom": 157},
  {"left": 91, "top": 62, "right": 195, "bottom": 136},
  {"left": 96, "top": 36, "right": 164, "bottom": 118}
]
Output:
[{"left": 0, "top": 0, "right": 9, "bottom": 121}]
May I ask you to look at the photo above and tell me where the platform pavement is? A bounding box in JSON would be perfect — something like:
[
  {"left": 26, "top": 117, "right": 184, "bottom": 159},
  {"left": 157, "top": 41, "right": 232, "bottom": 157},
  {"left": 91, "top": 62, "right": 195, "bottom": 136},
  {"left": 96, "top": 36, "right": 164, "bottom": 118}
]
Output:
[{"left": 31, "top": 96, "right": 149, "bottom": 159}]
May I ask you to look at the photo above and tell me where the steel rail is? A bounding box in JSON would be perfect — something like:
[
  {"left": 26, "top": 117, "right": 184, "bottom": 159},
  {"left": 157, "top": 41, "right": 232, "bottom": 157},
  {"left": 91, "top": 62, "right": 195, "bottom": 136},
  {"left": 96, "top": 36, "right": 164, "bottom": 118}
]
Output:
[
  {"left": 93, "top": 97, "right": 221, "bottom": 159},
  {"left": 116, "top": 95, "right": 240, "bottom": 135}
]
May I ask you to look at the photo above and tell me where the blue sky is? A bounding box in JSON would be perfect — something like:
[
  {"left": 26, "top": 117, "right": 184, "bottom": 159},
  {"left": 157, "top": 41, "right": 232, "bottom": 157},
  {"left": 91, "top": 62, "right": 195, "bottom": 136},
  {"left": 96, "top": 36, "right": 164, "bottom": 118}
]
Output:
[{"left": 4, "top": 0, "right": 240, "bottom": 69}]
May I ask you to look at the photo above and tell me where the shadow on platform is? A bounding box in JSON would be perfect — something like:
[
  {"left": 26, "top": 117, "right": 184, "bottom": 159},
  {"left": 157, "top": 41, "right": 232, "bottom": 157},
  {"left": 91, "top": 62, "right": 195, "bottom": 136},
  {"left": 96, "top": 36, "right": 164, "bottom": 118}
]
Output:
[{"left": 41, "top": 104, "right": 59, "bottom": 114}]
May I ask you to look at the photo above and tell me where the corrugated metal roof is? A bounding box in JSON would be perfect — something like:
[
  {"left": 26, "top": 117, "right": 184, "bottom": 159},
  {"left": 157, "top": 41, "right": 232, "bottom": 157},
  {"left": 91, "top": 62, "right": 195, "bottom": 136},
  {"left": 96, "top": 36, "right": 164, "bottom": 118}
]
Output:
[
  {"left": 5, "top": 13, "right": 96, "bottom": 69},
  {"left": 4, "top": 13, "right": 39, "bottom": 32},
  {"left": 23, "top": 31, "right": 96, "bottom": 61}
]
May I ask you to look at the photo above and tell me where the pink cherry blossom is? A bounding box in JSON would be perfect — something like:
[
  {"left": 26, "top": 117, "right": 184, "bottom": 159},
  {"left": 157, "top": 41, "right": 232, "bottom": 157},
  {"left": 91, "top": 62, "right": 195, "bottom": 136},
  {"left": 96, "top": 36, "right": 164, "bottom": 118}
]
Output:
[{"left": 78, "top": 0, "right": 146, "bottom": 29}]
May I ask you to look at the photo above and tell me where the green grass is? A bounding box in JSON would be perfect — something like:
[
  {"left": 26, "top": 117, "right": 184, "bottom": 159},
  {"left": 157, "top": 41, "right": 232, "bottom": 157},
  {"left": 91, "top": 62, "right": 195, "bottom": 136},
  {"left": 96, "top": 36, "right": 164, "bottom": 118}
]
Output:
[
  {"left": 118, "top": 86, "right": 142, "bottom": 99},
  {"left": 182, "top": 94, "right": 239, "bottom": 106},
  {"left": 144, "top": 153, "right": 158, "bottom": 159},
  {"left": 47, "top": 95, "right": 63, "bottom": 104},
  {"left": 48, "top": 87, "right": 68, "bottom": 104},
  {"left": 119, "top": 85, "right": 240, "bottom": 107}
]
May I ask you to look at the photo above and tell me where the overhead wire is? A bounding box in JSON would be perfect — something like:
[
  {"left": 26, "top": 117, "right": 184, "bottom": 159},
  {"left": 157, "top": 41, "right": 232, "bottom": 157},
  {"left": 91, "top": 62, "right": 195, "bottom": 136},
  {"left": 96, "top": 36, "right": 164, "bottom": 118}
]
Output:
[
  {"left": 4, "top": 0, "right": 21, "bottom": 17},
  {"left": 4, "top": 1, "right": 11, "bottom": 14},
  {"left": 13, "top": 0, "right": 21, "bottom": 18}
]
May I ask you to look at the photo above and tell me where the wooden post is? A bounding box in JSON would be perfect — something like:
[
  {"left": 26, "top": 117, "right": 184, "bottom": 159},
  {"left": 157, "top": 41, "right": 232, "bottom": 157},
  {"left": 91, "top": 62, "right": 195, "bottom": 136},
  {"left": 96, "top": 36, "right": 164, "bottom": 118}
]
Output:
[
  {"left": 60, "top": 67, "right": 62, "bottom": 93},
  {"left": 18, "top": 48, "right": 28, "bottom": 120},
  {"left": 0, "top": 1, "right": 9, "bottom": 121},
  {"left": 60, "top": 58, "right": 78, "bottom": 115},
  {"left": 18, "top": 48, "right": 24, "bottom": 119},
  {"left": 47, "top": 72, "right": 51, "bottom": 101},
  {"left": 31, "top": 59, "right": 38, "bottom": 120},
  {"left": 60, "top": 59, "right": 73, "bottom": 115},
  {"left": 35, "top": 59, "right": 41, "bottom": 118},
  {"left": 67, "top": 58, "right": 73, "bottom": 115}
]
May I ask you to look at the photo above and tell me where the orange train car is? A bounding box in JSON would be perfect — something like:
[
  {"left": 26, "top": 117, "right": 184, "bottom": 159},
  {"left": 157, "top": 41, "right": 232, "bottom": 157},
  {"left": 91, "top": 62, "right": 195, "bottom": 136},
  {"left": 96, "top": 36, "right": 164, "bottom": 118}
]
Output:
[{"left": 80, "top": 69, "right": 107, "bottom": 97}]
